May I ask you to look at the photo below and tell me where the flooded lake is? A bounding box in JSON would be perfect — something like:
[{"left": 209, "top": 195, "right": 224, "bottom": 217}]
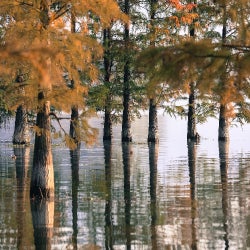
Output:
[{"left": 1, "top": 112, "right": 250, "bottom": 249}]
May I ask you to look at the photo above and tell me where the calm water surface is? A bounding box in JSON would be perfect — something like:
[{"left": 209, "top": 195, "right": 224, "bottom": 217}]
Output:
[{"left": 1, "top": 113, "right": 250, "bottom": 249}]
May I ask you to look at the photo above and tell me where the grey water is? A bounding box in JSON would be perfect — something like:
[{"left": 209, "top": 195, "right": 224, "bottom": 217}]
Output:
[{"left": 1, "top": 112, "right": 250, "bottom": 249}]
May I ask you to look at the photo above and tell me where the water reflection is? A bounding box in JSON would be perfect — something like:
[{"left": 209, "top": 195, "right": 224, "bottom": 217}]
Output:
[
  {"left": 31, "top": 199, "right": 54, "bottom": 250},
  {"left": 2, "top": 115, "right": 250, "bottom": 249},
  {"left": 122, "top": 142, "right": 132, "bottom": 249},
  {"left": 15, "top": 146, "right": 33, "bottom": 249},
  {"left": 219, "top": 141, "right": 229, "bottom": 250},
  {"left": 104, "top": 141, "right": 113, "bottom": 249},
  {"left": 70, "top": 145, "right": 80, "bottom": 249},
  {"left": 148, "top": 142, "right": 159, "bottom": 249},
  {"left": 187, "top": 141, "right": 198, "bottom": 250}
]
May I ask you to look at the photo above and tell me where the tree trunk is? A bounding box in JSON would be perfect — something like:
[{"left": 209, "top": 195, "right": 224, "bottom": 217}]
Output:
[
  {"left": 187, "top": 83, "right": 199, "bottom": 141},
  {"left": 103, "top": 104, "right": 112, "bottom": 140},
  {"left": 13, "top": 106, "right": 30, "bottom": 145},
  {"left": 122, "top": 0, "right": 132, "bottom": 142},
  {"left": 187, "top": 2, "right": 199, "bottom": 141},
  {"left": 218, "top": 104, "right": 229, "bottom": 141},
  {"left": 148, "top": 98, "right": 159, "bottom": 143},
  {"left": 147, "top": 0, "right": 159, "bottom": 144},
  {"left": 103, "top": 28, "right": 113, "bottom": 141},
  {"left": 70, "top": 105, "right": 80, "bottom": 144},
  {"left": 30, "top": 91, "right": 54, "bottom": 200}
]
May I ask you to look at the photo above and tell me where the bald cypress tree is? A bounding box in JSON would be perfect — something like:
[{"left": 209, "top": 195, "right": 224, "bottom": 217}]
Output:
[
  {"left": 122, "top": 0, "right": 133, "bottom": 142},
  {"left": 0, "top": 0, "right": 126, "bottom": 199}
]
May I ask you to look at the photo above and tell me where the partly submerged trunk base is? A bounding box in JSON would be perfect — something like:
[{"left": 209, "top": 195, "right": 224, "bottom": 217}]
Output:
[
  {"left": 187, "top": 133, "right": 200, "bottom": 142},
  {"left": 30, "top": 94, "right": 54, "bottom": 200}
]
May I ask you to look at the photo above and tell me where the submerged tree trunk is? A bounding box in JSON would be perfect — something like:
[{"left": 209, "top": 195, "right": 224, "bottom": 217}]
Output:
[
  {"left": 30, "top": 92, "right": 54, "bottom": 200},
  {"left": 13, "top": 105, "right": 30, "bottom": 145},
  {"left": 103, "top": 28, "right": 113, "bottom": 141},
  {"left": 187, "top": 83, "right": 199, "bottom": 141},
  {"left": 122, "top": 0, "right": 132, "bottom": 142},
  {"left": 148, "top": 98, "right": 159, "bottom": 143},
  {"left": 218, "top": 104, "right": 229, "bottom": 141}
]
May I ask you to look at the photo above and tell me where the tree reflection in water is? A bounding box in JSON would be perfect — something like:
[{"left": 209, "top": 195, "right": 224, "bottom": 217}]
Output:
[
  {"left": 187, "top": 141, "right": 198, "bottom": 250},
  {"left": 31, "top": 194, "right": 54, "bottom": 249},
  {"left": 122, "top": 142, "right": 132, "bottom": 249},
  {"left": 219, "top": 140, "right": 229, "bottom": 250},
  {"left": 148, "top": 142, "right": 159, "bottom": 249},
  {"left": 104, "top": 141, "right": 114, "bottom": 249},
  {"left": 70, "top": 144, "right": 80, "bottom": 250},
  {"left": 15, "top": 146, "right": 33, "bottom": 249}
]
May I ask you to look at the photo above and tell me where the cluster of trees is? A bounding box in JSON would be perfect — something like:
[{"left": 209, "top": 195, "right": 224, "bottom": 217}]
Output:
[{"left": 0, "top": 0, "right": 250, "bottom": 199}]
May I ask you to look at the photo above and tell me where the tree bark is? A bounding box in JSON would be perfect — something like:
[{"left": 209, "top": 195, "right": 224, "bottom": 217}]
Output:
[
  {"left": 70, "top": 105, "right": 80, "bottom": 144},
  {"left": 122, "top": 0, "right": 132, "bottom": 142},
  {"left": 13, "top": 105, "right": 30, "bottom": 145},
  {"left": 187, "top": 1, "right": 199, "bottom": 141},
  {"left": 187, "top": 83, "right": 199, "bottom": 141},
  {"left": 148, "top": 98, "right": 159, "bottom": 143},
  {"left": 103, "top": 28, "right": 113, "bottom": 141},
  {"left": 147, "top": 0, "right": 159, "bottom": 144},
  {"left": 103, "top": 104, "right": 112, "bottom": 140},
  {"left": 218, "top": 104, "right": 229, "bottom": 141},
  {"left": 30, "top": 91, "right": 54, "bottom": 200}
]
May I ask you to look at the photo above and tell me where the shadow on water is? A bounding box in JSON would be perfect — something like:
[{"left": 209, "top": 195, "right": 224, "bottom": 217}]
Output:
[
  {"left": 187, "top": 141, "right": 198, "bottom": 250},
  {"left": 14, "top": 146, "right": 33, "bottom": 249},
  {"left": 70, "top": 144, "right": 80, "bottom": 250},
  {"left": 104, "top": 141, "right": 114, "bottom": 249},
  {"left": 148, "top": 142, "right": 159, "bottom": 249},
  {"left": 219, "top": 140, "right": 229, "bottom": 250},
  {"left": 122, "top": 142, "right": 132, "bottom": 249}
]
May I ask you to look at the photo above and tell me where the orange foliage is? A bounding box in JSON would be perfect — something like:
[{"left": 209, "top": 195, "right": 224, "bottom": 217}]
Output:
[{"left": 168, "top": 0, "right": 196, "bottom": 11}]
